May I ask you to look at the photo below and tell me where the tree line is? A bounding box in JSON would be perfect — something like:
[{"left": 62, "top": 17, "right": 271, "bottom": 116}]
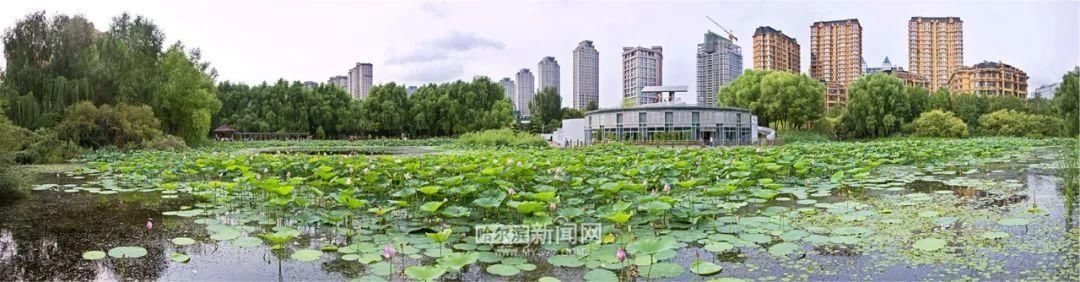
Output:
[
  {"left": 1, "top": 11, "right": 220, "bottom": 146},
  {"left": 717, "top": 69, "right": 1078, "bottom": 139},
  {"left": 216, "top": 78, "right": 515, "bottom": 138}
]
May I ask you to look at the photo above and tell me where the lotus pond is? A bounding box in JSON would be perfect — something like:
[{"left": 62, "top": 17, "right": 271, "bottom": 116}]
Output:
[{"left": 1, "top": 138, "right": 1077, "bottom": 281}]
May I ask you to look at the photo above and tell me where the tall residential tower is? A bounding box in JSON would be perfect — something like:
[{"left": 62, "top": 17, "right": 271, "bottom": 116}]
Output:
[
  {"left": 622, "top": 46, "right": 664, "bottom": 107},
  {"left": 752, "top": 26, "right": 800, "bottom": 73},
  {"left": 696, "top": 31, "right": 743, "bottom": 106},
  {"left": 573, "top": 40, "right": 600, "bottom": 110},
  {"left": 498, "top": 77, "right": 517, "bottom": 111},
  {"left": 515, "top": 69, "right": 535, "bottom": 117},
  {"left": 909, "top": 17, "right": 964, "bottom": 91},
  {"left": 537, "top": 57, "right": 560, "bottom": 95},
  {"left": 810, "top": 19, "right": 862, "bottom": 108},
  {"left": 347, "top": 63, "right": 373, "bottom": 99}
]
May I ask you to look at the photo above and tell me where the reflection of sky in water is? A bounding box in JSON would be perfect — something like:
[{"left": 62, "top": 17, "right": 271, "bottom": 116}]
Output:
[{"left": 0, "top": 229, "right": 16, "bottom": 263}]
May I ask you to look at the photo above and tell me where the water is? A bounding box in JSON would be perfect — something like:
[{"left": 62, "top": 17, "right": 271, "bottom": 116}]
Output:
[{"left": 1, "top": 163, "right": 1076, "bottom": 281}]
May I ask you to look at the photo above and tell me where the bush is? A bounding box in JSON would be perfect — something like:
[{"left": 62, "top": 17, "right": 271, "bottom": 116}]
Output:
[
  {"left": 978, "top": 109, "right": 1064, "bottom": 137},
  {"left": 912, "top": 110, "right": 969, "bottom": 138},
  {"left": 458, "top": 129, "right": 548, "bottom": 148},
  {"left": 0, "top": 165, "right": 29, "bottom": 205},
  {"left": 139, "top": 135, "right": 189, "bottom": 151},
  {"left": 55, "top": 101, "right": 167, "bottom": 149},
  {"left": 779, "top": 130, "right": 832, "bottom": 144}
]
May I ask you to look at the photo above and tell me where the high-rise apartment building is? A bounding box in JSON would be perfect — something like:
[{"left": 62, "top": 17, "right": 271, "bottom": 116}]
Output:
[
  {"left": 697, "top": 31, "right": 743, "bottom": 106},
  {"left": 328, "top": 75, "right": 349, "bottom": 91},
  {"left": 810, "top": 19, "right": 862, "bottom": 108},
  {"left": 573, "top": 40, "right": 600, "bottom": 110},
  {"left": 499, "top": 77, "right": 517, "bottom": 111},
  {"left": 947, "top": 61, "right": 1028, "bottom": 98},
  {"left": 538, "top": 57, "right": 560, "bottom": 95},
  {"left": 752, "top": 26, "right": 800, "bottom": 73},
  {"left": 347, "top": 63, "right": 373, "bottom": 99},
  {"left": 516, "top": 69, "right": 535, "bottom": 117},
  {"left": 909, "top": 17, "right": 963, "bottom": 91},
  {"left": 622, "top": 46, "right": 664, "bottom": 107}
]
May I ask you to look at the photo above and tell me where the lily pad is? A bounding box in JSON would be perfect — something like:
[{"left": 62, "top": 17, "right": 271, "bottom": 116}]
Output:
[
  {"left": 170, "top": 253, "right": 191, "bottom": 263},
  {"left": 486, "top": 264, "right": 521, "bottom": 276},
  {"left": 171, "top": 237, "right": 196, "bottom": 246},
  {"left": 108, "top": 246, "right": 148, "bottom": 259},
  {"left": 704, "top": 242, "right": 735, "bottom": 253},
  {"left": 547, "top": 255, "right": 584, "bottom": 267},
  {"left": 690, "top": 259, "right": 723, "bottom": 275},
  {"left": 912, "top": 238, "right": 947, "bottom": 251},
  {"left": 767, "top": 242, "right": 800, "bottom": 257},
  {"left": 998, "top": 217, "right": 1032, "bottom": 226},
  {"left": 291, "top": 249, "right": 324, "bottom": 262},
  {"left": 82, "top": 251, "right": 106, "bottom": 260},
  {"left": 404, "top": 265, "right": 446, "bottom": 281},
  {"left": 231, "top": 237, "right": 262, "bottom": 248},
  {"left": 583, "top": 269, "right": 619, "bottom": 281},
  {"left": 642, "top": 263, "right": 684, "bottom": 278}
]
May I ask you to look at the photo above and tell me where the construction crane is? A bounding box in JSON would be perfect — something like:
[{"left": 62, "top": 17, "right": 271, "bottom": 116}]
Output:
[{"left": 706, "top": 16, "right": 738, "bottom": 42}]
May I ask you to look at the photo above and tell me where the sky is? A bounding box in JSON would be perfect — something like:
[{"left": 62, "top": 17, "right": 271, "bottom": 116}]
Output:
[{"left": 1, "top": 0, "right": 1077, "bottom": 108}]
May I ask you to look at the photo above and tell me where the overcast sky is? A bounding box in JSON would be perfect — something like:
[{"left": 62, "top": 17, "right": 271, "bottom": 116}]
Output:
[{"left": 2, "top": 0, "right": 1077, "bottom": 107}]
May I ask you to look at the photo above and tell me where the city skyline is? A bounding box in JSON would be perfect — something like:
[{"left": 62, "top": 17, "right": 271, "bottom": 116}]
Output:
[{"left": 1, "top": 0, "right": 1077, "bottom": 108}]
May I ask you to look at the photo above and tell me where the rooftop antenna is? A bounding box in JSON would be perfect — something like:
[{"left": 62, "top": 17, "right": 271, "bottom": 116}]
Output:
[{"left": 706, "top": 16, "right": 738, "bottom": 42}]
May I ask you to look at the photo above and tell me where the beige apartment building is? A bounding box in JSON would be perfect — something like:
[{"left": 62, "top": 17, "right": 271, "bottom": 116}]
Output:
[
  {"left": 753, "top": 26, "right": 800, "bottom": 73},
  {"left": 909, "top": 17, "right": 964, "bottom": 91},
  {"left": 622, "top": 46, "right": 664, "bottom": 107},
  {"left": 948, "top": 61, "right": 1028, "bottom": 98},
  {"left": 810, "top": 19, "right": 862, "bottom": 108}
]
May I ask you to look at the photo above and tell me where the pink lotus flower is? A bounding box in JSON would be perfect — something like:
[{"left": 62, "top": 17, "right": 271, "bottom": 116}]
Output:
[
  {"left": 616, "top": 247, "right": 627, "bottom": 262},
  {"left": 650, "top": 190, "right": 657, "bottom": 197},
  {"left": 146, "top": 218, "right": 153, "bottom": 230},
  {"left": 663, "top": 183, "right": 671, "bottom": 193},
  {"left": 382, "top": 244, "right": 396, "bottom": 259},
  {"left": 549, "top": 202, "right": 557, "bottom": 211},
  {"left": 508, "top": 188, "right": 516, "bottom": 195}
]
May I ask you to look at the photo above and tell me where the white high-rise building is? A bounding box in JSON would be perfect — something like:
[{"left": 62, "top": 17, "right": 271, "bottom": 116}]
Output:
[
  {"left": 328, "top": 75, "right": 349, "bottom": 91},
  {"left": 538, "top": 57, "right": 560, "bottom": 95},
  {"left": 348, "top": 63, "right": 373, "bottom": 99},
  {"left": 622, "top": 46, "right": 664, "bottom": 107},
  {"left": 499, "top": 77, "right": 517, "bottom": 110},
  {"left": 516, "top": 69, "right": 535, "bottom": 117},
  {"left": 696, "top": 31, "right": 743, "bottom": 106},
  {"left": 573, "top": 40, "right": 599, "bottom": 110}
]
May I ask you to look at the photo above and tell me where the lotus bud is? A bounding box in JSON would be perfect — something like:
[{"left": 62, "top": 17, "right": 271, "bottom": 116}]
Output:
[
  {"left": 146, "top": 218, "right": 153, "bottom": 230},
  {"left": 549, "top": 202, "right": 557, "bottom": 211},
  {"left": 517, "top": 161, "right": 522, "bottom": 167},
  {"left": 508, "top": 188, "right": 516, "bottom": 195},
  {"left": 345, "top": 178, "right": 353, "bottom": 185},
  {"left": 650, "top": 189, "right": 657, "bottom": 196},
  {"left": 663, "top": 183, "right": 671, "bottom": 193},
  {"left": 382, "top": 244, "right": 396, "bottom": 259},
  {"left": 286, "top": 171, "right": 291, "bottom": 178},
  {"left": 363, "top": 168, "right": 369, "bottom": 174},
  {"left": 616, "top": 247, "right": 627, "bottom": 262}
]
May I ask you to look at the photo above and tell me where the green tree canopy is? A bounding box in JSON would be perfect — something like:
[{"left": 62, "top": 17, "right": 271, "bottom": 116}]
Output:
[
  {"left": 1055, "top": 68, "right": 1079, "bottom": 136},
  {"left": 838, "top": 74, "right": 910, "bottom": 138},
  {"left": 718, "top": 70, "right": 824, "bottom": 129},
  {"left": 528, "top": 87, "right": 562, "bottom": 133}
]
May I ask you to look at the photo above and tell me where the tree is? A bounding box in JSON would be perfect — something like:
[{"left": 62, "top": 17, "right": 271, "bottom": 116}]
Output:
[
  {"left": 905, "top": 86, "right": 930, "bottom": 122},
  {"left": 951, "top": 93, "right": 989, "bottom": 128},
  {"left": 719, "top": 70, "right": 824, "bottom": 129},
  {"left": 838, "top": 74, "right": 910, "bottom": 138},
  {"left": 979, "top": 109, "right": 1064, "bottom": 137},
  {"left": 561, "top": 108, "right": 585, "bottom": 119},
  {"left": 1055, "top": 67, "right": 1079, "bottom": 136},
  {"left": 528, "top": 87, "right": 562, "bottom": 133},
  {"left": 911, "top": 110, "right": 968, "bottom": 138},
  {"left": 360, "top": 83, "right": 410, "bottom": 136},
  {"left": 54, "top": 101, "right": 164, "bottom": 148},
  {"left": 586, "top": 101, "right": 599, "bottom": 111},
  {"left": 928, "top": 88, "right": 951, "bottom": 111},
  {"left": 156, "top": 43, "right": 221, "bottom": 144}
]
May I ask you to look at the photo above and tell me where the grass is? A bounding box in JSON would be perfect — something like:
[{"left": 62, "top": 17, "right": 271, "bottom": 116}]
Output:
[
  {"left": 0, "top": 164, "right": 30, "bottom": 205},
  {"left": 457, "top": 129, "right": 548, "bottom": 148}
]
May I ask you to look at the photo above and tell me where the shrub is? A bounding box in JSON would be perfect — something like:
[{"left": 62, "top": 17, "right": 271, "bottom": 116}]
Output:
[
  {"left": 0, "top": 165, "right": 29, "bottom": 205},
  {"left": 779, "top": 130, "right": 832, "bottom": 144},
  {"left": 458, "top": 129, "right": 548, "bottom": 148},
  {"left": 140, "top": 135, "right": 189, "bottom": 151},
  {"left": 978, "top": 109, "right": 1064, "bottom": 137},
  {"left": 912, "top": 110, "right": 969, "bottom": 138},
  {"left": 55, "top": 101, "right": 167, "bottom": 149}
]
